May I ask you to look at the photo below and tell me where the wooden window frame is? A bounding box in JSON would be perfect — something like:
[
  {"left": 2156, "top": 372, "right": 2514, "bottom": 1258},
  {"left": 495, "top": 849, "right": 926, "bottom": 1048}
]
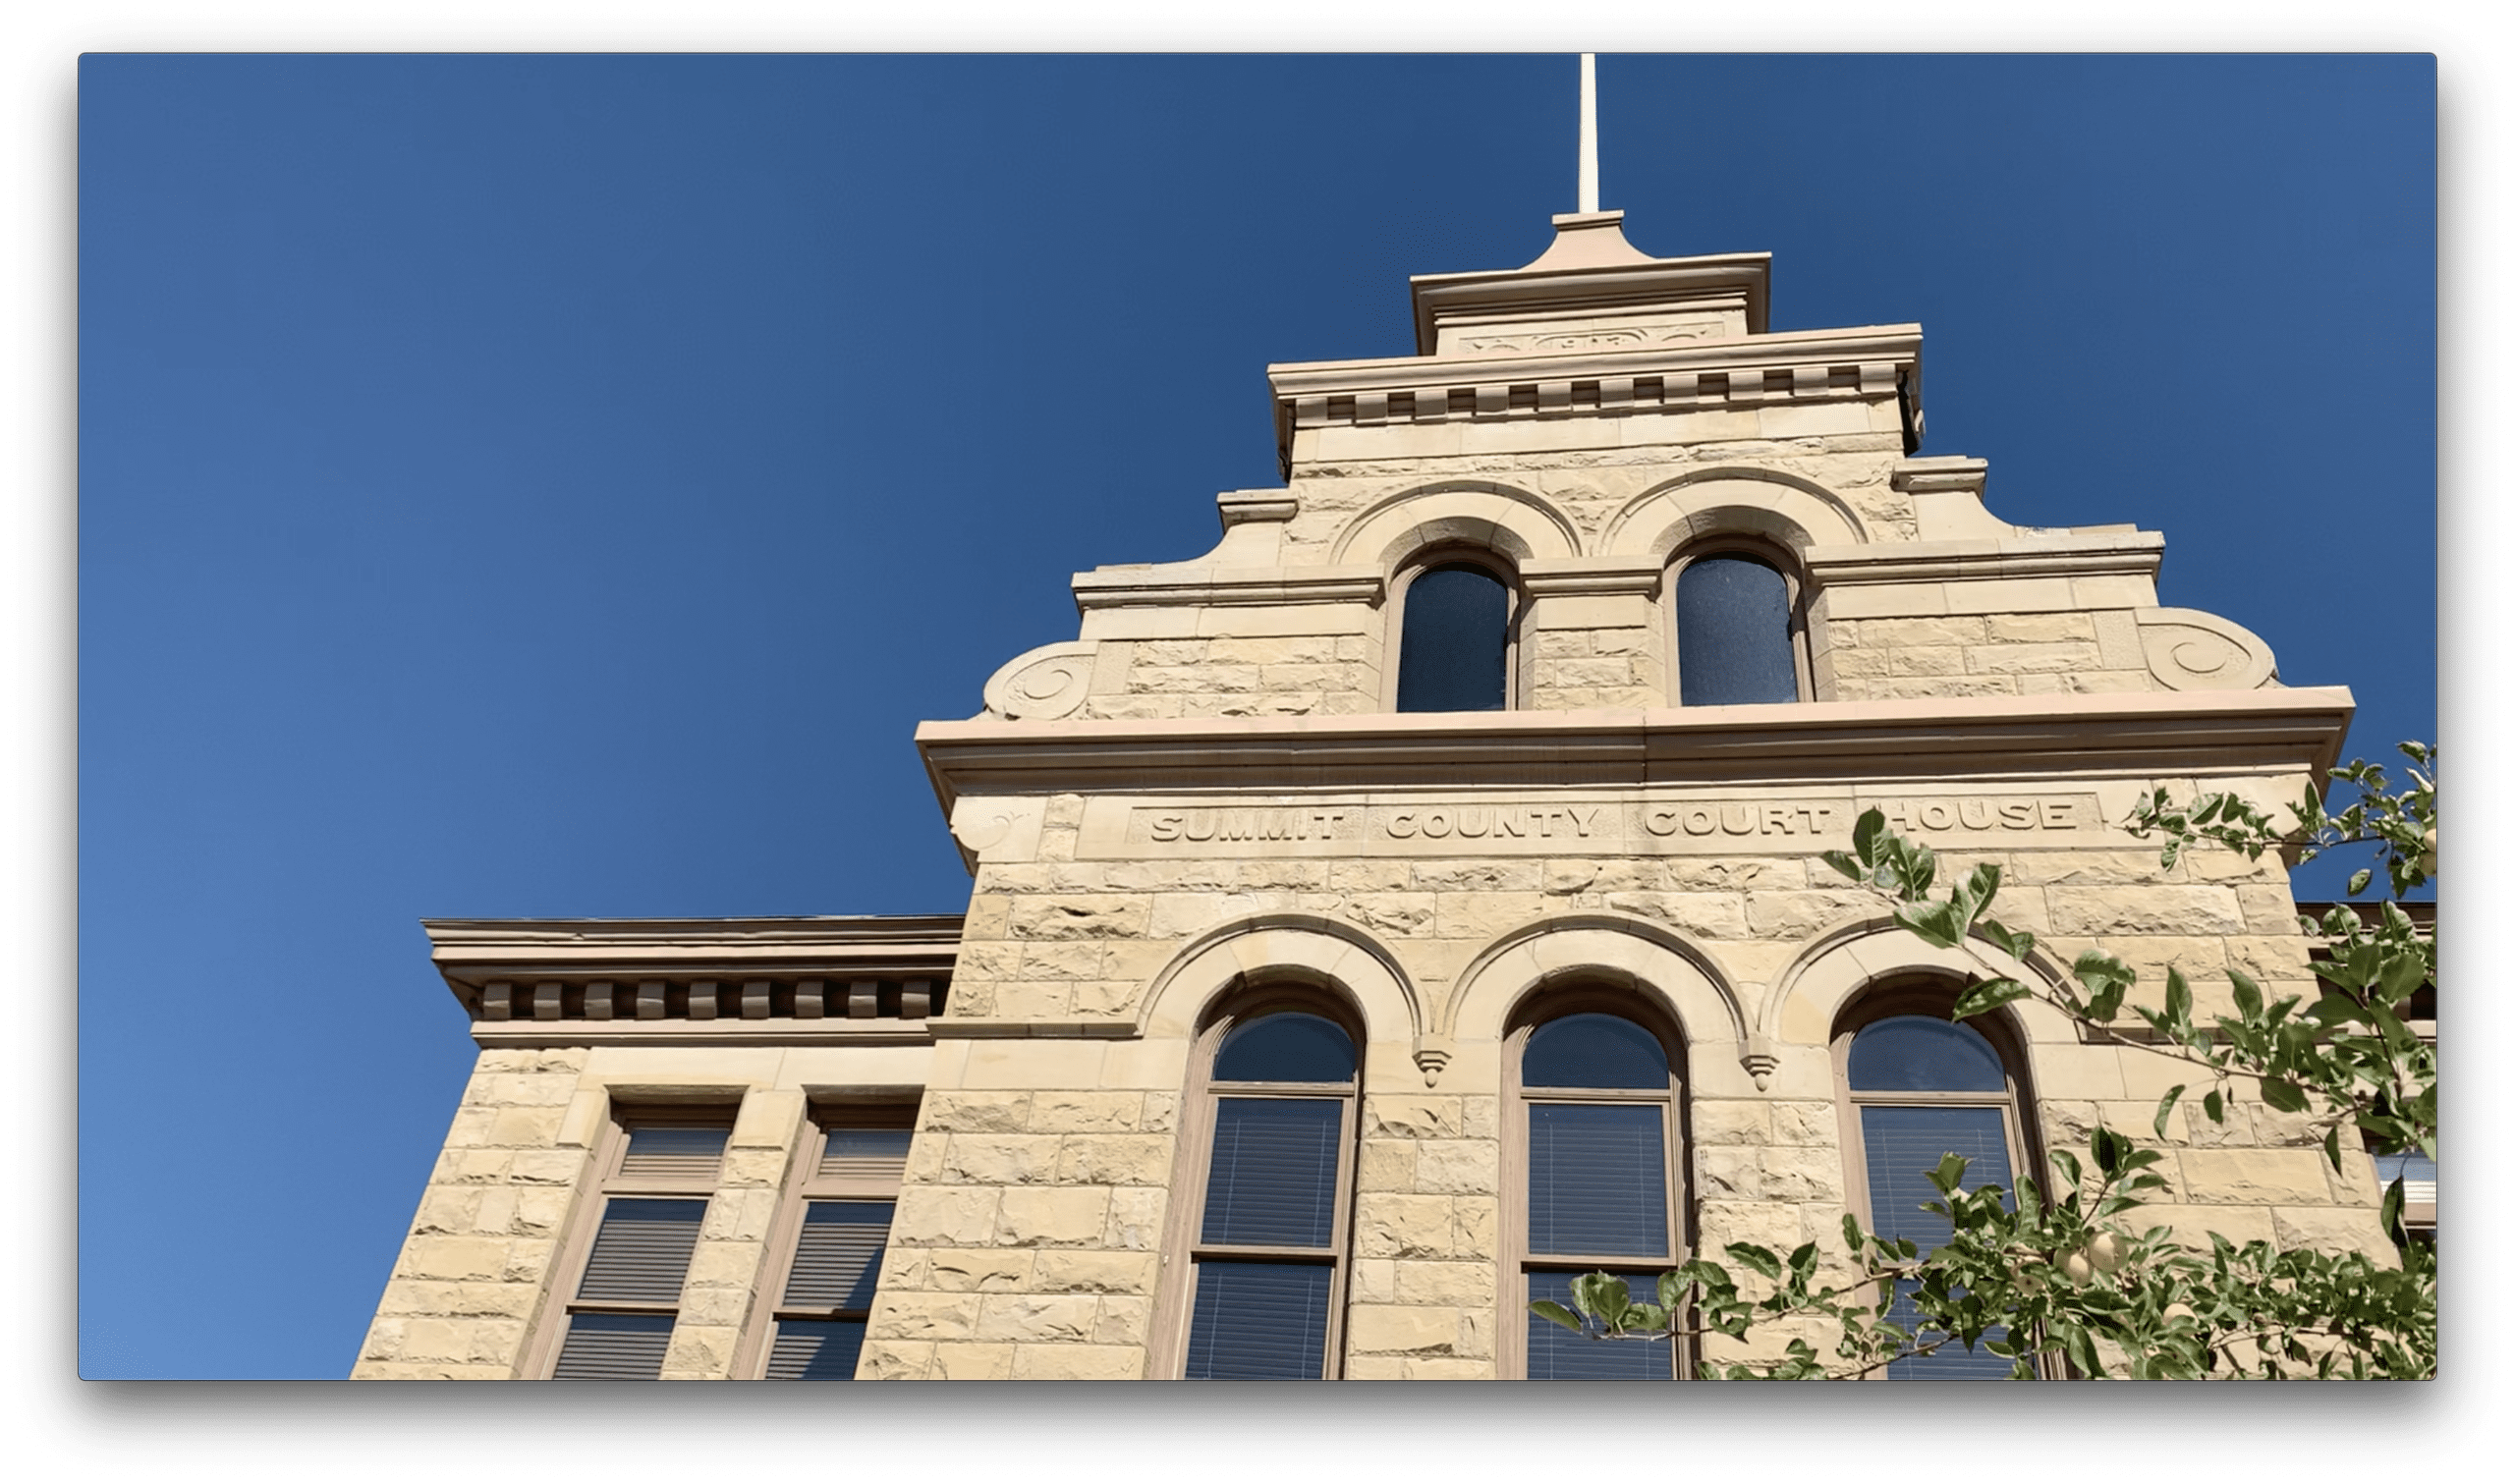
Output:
[
  {"left": 1498, "top": 987, "right": 1693, "bottom": 1380},
  {"left": 1150, "top": 982, "right": 1365, "bottom": 1379},
  {"left": 1828, "top": 978, "right": 2051, "bottom": 1380},
  {"left": 1664, "top": 536, "right": 1813, "bottom": 705},
  {"left": 736, "top": 1096, "right": 922, "bottom": 1379},
  {"left": 524, "top": 1100, "right": 738, "bottom": 1380},
  {"left": 1384, "top": 545, "right": 1526, "bottom": 713}
]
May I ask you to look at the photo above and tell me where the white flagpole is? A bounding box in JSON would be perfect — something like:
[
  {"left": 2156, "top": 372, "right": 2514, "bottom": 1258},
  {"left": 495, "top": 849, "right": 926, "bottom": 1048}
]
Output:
[{"left": 1578, "top": 53, "right": 1599, "bottom": 213}]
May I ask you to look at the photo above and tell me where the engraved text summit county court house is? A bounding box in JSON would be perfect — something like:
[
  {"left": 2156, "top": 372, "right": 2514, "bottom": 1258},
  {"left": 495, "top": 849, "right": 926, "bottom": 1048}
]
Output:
[{"left": 355, "top": 202, "right": 2390, "bottom": 1381}]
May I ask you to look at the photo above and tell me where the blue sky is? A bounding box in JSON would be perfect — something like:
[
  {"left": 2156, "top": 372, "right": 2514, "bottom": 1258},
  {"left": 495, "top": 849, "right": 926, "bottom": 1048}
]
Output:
[{"left": 78, "top": 53, "right": 2434, "bottom": 1379}]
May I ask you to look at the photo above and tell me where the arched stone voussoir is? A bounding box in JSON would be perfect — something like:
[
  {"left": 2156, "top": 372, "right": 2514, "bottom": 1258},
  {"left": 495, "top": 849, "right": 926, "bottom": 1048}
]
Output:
[
  {"left": 1134, "top": 913, "right": 1423, "bottom": 1048},
  {"left": 1328, "top": 480, "right": 1583, "bottom": 569},
  {"left": 1760, "top": 916, "right": 2082, "bottom": 1051},
  {"left": 1438, "top": 913, "right": 1749, "bottom": 1057},
  {"left": 1599, "top": 469, "right": 1867, "bottom": 560}
]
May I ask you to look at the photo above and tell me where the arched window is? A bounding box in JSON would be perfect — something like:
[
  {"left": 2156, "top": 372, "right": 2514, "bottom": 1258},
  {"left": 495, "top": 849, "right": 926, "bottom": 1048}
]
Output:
[
  {"left": 1168, "top": 997, "right": 1361, "bottom": 1379},
  {"left": 1507, "top": 1003, "right": 1688, "bottom": 1380},
  {"left": 1672, "top": 547, "right": 1803, "bottom": 705},
  {"left": 1834, "top": 988, "right": 2040, "bottom": 1379},
  {"left": 1394, "top": 557, "right": 1514, "bottom": 712}
]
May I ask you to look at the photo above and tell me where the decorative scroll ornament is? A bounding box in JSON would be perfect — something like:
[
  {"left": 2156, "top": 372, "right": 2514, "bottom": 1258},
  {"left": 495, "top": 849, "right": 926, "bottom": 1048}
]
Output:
[
  {"left": 948, "top": 796, "right": 1046, "bottom": 865},
  {"left": 980, "top": 640, "right": 1098, "bottom": 721},
  {"left": 2134, "top": 608, "right": 2278, "bottom": 691}
]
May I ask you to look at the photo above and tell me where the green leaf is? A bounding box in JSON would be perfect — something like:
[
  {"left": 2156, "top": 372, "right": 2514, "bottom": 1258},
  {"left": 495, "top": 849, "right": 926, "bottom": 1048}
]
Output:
[
  {"left": 1529, "top": 1300, "right": 1584, "bottom": 1334},
  {"left": 1658, "top": 1271, "right": 1686, "bottom": 1311},
  {"left": 1894, "top": 901, "right": 1964, "bottom": 950},
  {"left": 1818, "top": 850, "right": 1864, "bottom": 884},
  {"left": 2228, "top": 968, "right": 2263, "bottom": 1022},
  {"left": 2153, "top": 1085, "right": 2185, "bottom": 1140},
  {"left": 1978, "top": 920, "right": 2036, "bottom": 962},
  {"left": 2259, "top": 1077, "right": 2310, "bottom": 1114},
  {"left": 1951, "top": 977, "right": 2031, "bottom": 1019},
  {"left": 2091, "top": 1126, "right": 2124, "bottom": 1177},
  {"left": 1725, "top": 1243, "right": 1783, "bottom": 1281},
  {"left": 2347, "top": 867, "right": 2374, "bottom": 897},
  {"left": 1851, "top": 808, "right": 1884, "bottom": 863},
  {"left": 2203, "top": 1088, "right": 2226, "bottom": 1125},
  {"left": 2164, "top": 967, "right": 2192, "bottom": 1031},
  {"left": 2323, "top": 1126, "right": 2344, "bottom": 1175}
]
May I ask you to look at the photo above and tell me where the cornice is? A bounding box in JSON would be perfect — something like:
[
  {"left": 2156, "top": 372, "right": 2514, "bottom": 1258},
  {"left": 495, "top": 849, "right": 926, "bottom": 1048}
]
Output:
[
  {"left": 1069, "top": 565, "right": 1383, "bottom": 612},
  {"left": 1267, "top": 323, "right": 1922, "bottom": 401},
  {"left": 916, "top": 688, "right": 2355, "bottom": 814},
  {"left": 1406, "top": 251, "right": 1775, "bottom": 353},
  {"left": 424, "top": 914, "right": 964, "bottom": 971},
  {"left": 1803, "top": 532, "right": 2165, "bottom": 585}
]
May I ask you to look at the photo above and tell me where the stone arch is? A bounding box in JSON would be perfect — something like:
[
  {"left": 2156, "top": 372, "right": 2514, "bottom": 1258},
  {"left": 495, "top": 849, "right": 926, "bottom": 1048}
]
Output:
[
  {"left": 1759, "top": 915, "right": 2081, "bottom": 1052},
  {"left": 1438, "top": 913, "right": 1751, "bottom": 1082},
  {"left": 1134, "top": 913, "right": 1423, "bottom": 1050},
  {"left": 1599, "top": 468, "right": 1869, "bottom": 559},
  {"left": 1328, "top": 479, "right": 1584, "bottom": 571}
]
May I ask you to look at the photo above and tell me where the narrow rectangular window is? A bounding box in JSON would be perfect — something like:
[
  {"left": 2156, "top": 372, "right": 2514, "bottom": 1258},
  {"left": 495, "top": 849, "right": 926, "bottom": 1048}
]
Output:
[
  {"left": 756, "top": 1103, "right": 918, "bottom": 1379},
  {"left": 546, "top": 1110, "right": 733, "bottom": 1379}
]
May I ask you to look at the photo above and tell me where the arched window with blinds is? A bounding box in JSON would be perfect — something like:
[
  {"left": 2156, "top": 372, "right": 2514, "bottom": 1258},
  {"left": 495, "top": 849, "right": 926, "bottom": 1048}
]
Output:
[
  {"left": 1509, "top": 1006, "right": 1688, "bottom": 1380},
  {"left": 1835, "top": 994, "right": 2040, "bottom": 1379},
  {"left": 1394, "top": 557, "right": 1514, "bottom": 712},
  {"left": 1168, "top": 1001, "right": 1361, "bottom": 1379},
  {"left": 1672, "top": 548, "right": 1803, "bottom": 706}
]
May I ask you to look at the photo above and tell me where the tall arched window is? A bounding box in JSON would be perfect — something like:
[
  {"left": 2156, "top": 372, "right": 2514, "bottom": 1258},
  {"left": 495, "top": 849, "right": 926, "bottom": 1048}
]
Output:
[
  {"left": 1834, "top": 988, "right": 2039, "bottom": 1379},
  {"left": 1167, "top": 997, "right": 1360, "bottom": 1379},
  {"left": 1508, "top": 1004, "right": 1688, "bottom": 1380},
  {"left": 1394, "top": 557, "right": 1513, "bottom": 712},
  {"left": 1672, "top": 547, "right": 1802, "bottom": 705}
]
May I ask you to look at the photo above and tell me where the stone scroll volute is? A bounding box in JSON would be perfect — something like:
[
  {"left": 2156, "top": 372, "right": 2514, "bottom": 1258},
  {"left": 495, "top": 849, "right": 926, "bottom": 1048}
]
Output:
[
  {"left": 980, "top": 640, "right": 1100, "bottom": 721},
  {"left": 2134, "top": 607, "right": 2278, "bottom": 691}
]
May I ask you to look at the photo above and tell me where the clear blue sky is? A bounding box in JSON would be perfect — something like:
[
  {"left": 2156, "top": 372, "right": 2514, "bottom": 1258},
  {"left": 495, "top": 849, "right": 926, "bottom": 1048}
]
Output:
[{"left": 78, "top": 53, "right": 2434, "bottom": 1379}]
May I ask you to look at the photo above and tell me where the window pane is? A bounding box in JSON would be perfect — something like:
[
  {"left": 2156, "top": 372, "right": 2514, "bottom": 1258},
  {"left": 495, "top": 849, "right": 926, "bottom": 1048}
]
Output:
[
  {"left": 574, "top": 1197, "right": 706, "bottom": 1304},
  {"left": 1523, "top": 1014, "right": 1668, "bottom": 1089},
  {"left": 1862, "top": 1105, "right": 2018, "bottom": 1379},
  {"left": 817, "top": 1126, "right": 916, "bottom": 1182},
  {"left": 1214, "top": 1013, "right": 1356, "bottom": 1084},
  {"left": 765, "top": 1319, "right": 867, "bottom": 1380},
  {"left": 780, "top": 1201, "right": 892, "bottom": 1309},
  {"left": 1676, "top": 554, "right": 1796, "bottom": 705},
  {"left": 550, "top": 1312, "right": 675, "bottom": 1380},
  {"left": 2374, "top": 1151, "right": 2437, "bottom": 1203},
  {"left": 1528, "top": 1103, "right": 1668, "bottom": 1257},
  {"left": 1202, "top": 1098, "right": 1344, "bottom": 1248},
  {"left": 1526, "top": 1271, "right": 1675, "bottom": 1379},
  {"left": 1847, "top": 1016, "right": 2009, "bottom": 1092},
  {"left": 1397, "top": 564, "right": 1508, "bottom": 712},
  {"left": 618, "top": 1125, "right": 729, "bottom": 1180},
  {"left": 1183, "top": 1261, "right": 1333, "bottom": 1379}
]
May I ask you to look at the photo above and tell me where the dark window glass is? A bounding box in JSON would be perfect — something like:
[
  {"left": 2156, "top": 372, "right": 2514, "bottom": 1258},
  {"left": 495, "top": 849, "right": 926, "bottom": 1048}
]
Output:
[
  {"left": 822, "top": 1128, "right": 916, "bottom": 1161},
  {"left": 1213, "top": 1013, "right": 1356, "bottom": 1084},
  {"left": 1848, "top": 1017, "right": 2009, "bottom": 1092},
  {"left": 1860, "top": 1105, "right": 2017, "bottom": 1378},
  {"left": 574, "top": 1197, "right": 707, "bottom": 1304},
  {"left": 1526, "top": 1270, "right": 1676, "bottom": 1379},
  {"left": 1184, "top": 1262, "right": 1333, "bottom": 1379},
  {"left": 1528, "top": 1103, "right": 1668, "bottom": 1257},
  {"left": 1675, "top": 554, "right": 1797, "bottom": 705},
  {"left": 1202, "top": 1098, "right": 1345, "bottom": 1247},
  {"left": 1523, "top": 1014, "right": 1669, "bottom": 1089},
  {"left": 764, "top": 1319, "right": 867, "bottom": 1380},
  {"left": 1396, "top": 563, "right": 1509, "bottom": 712}
]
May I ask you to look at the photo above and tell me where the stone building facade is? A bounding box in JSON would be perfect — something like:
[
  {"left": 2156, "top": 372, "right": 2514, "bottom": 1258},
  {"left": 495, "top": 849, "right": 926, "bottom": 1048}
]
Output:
[{"left": 355, "top": 209, "right": 2384, "bottom": 1381}]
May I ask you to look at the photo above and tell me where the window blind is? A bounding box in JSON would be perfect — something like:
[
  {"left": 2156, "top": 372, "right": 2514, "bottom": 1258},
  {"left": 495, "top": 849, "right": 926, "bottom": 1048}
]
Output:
[
  {"left": 550, "top": 1312, "right": 676, "bottom": 1380},
  {"left": 1528, "top": 1103, "right": 1668, "bottom": 1257},
  {"left": 1526, "top": 1270, "right": 1675, "bottom": 1380},
  {"left": 765, "top": 1319, "right": 868, "bottom": 1381},
  {"left": 1183, "top": 1261, "right": 1333, "bottom": 1379},
  {"left": 1201, "top": 1098, "right": 1343, "bottom": 1248},
  {"left": 575, "top": 1197, "right": 707, "bottom": 1304},
  {"left": 780, "top": 1201, "right": 891, "bottom": 1310},
  {"left": 1861, "top": 1105, "right": 2016, "bottom": 1379},
  {"left": 817, "top": 1128, "right": 914, "bottom": 1184},
  {"left": 618, "top": 1126, "right": 730, "bottom": 1181}
]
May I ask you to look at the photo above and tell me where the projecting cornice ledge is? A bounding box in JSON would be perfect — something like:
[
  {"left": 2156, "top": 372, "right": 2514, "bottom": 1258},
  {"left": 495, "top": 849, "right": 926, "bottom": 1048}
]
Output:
[
  {"left": 915, "top": 687, "right": 2354, "bottom": 814},
  {"left": 1803, "top": 532, "right": 2164, "bottom": 585}
]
